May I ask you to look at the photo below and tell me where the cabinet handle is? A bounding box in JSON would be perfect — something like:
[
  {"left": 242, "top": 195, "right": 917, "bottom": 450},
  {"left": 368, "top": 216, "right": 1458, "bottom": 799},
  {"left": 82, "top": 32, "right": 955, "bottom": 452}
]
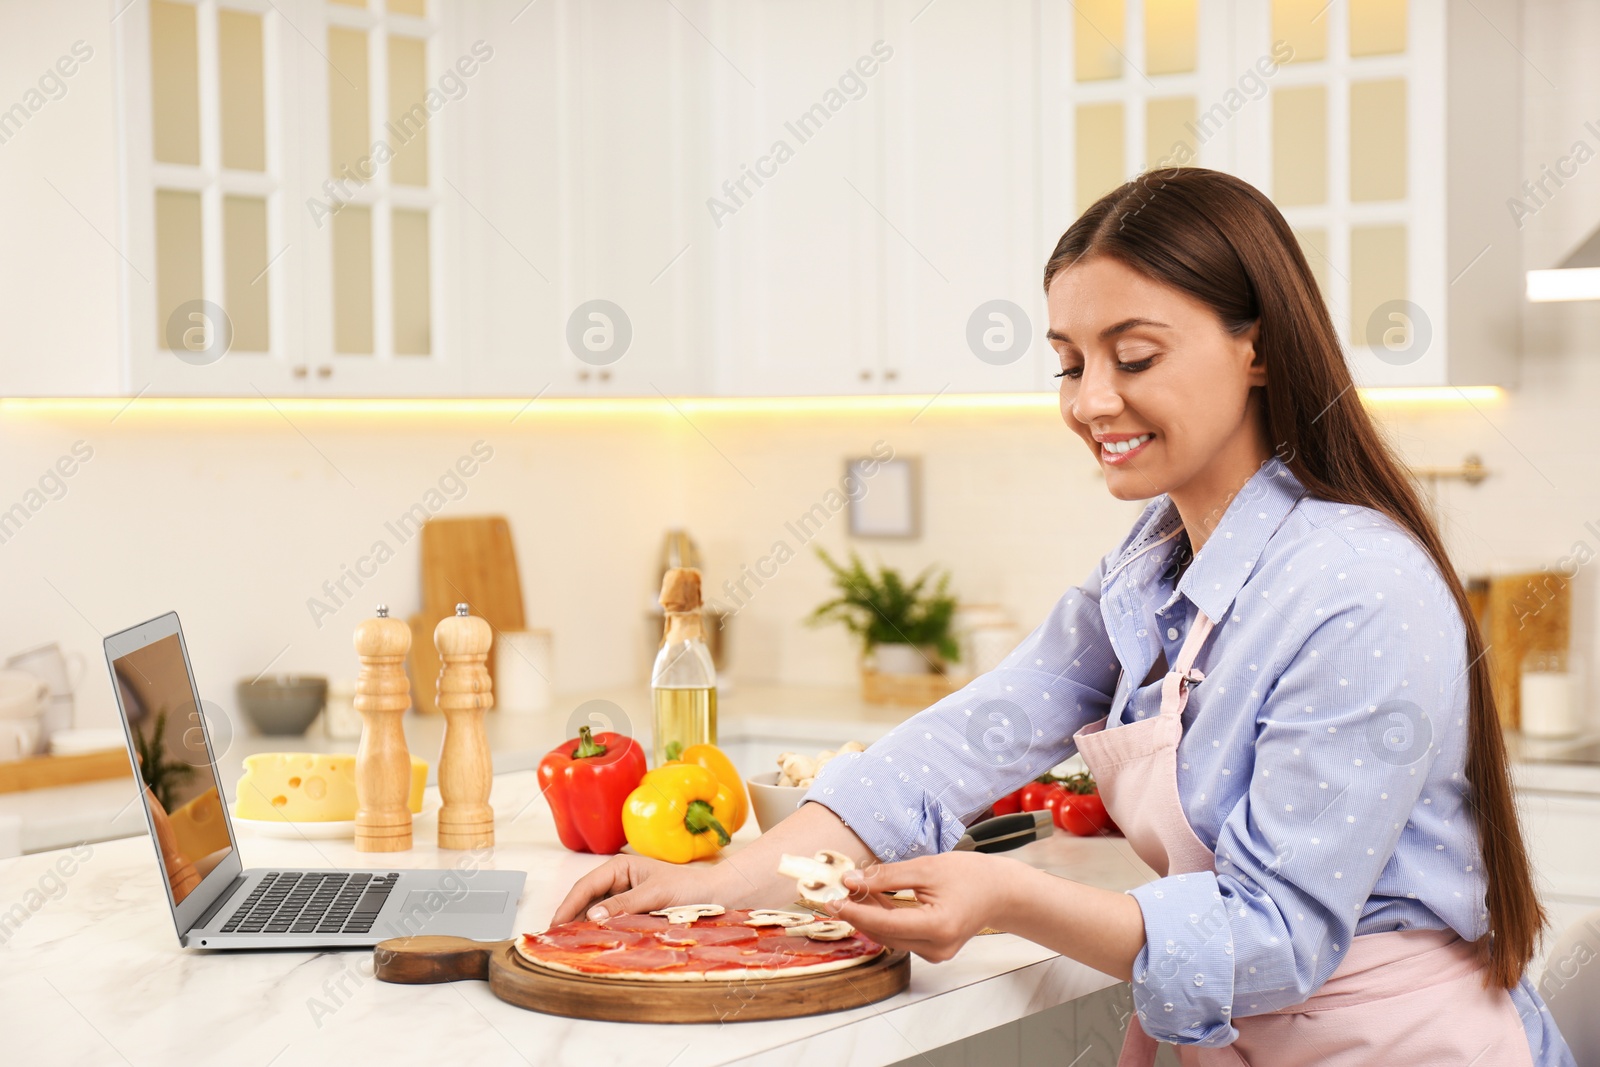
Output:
[
  {"left": 598, "top": 370, "right": 611, "bottom": 382},
  {"left": 316, "top": 365, "right": 332, "bottom": 379},
  {"left": 292, "top": 365, "right": 308, "bottom": 379},
  {"left": 859, "top": 370, "right": 872, "bottom": 381},
  {"left": 577, "top": 369, "right": 591, "bottom": 382},
  {"left": 884, "top": 369, "right": 898, "bottom": 381}
]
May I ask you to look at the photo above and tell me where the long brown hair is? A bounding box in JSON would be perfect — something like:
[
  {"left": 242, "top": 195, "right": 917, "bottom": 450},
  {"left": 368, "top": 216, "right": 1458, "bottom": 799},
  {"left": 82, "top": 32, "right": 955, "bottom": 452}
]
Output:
[{"left": 1043, "top": 167, "right": 1542, "bottom": 989}]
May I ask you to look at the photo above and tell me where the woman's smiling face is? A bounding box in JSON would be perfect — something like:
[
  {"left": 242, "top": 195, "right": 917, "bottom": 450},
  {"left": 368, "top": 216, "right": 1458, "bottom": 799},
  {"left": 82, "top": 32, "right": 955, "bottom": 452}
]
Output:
[{"left": 1047, "top": 254, "right": 1268, "bottom": 505}]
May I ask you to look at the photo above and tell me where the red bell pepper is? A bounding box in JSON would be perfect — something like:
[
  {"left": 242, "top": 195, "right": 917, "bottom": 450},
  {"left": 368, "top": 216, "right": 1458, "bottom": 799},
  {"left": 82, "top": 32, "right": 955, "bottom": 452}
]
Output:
[
  {"left": 537, "top": 726, "right": 647, "bottom": 854},
  {"left": 1053, "top": 771, "right": 1116, "bottom": 836},
  {"left": 992, "top": 787, "right": 1025, "bottom": 816}
]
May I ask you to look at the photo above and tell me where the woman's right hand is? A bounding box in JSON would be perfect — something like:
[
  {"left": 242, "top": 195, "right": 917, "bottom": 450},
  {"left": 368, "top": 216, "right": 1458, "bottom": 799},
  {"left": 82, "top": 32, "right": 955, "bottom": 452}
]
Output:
[{"left": 549, "top": 853, "right": 740, "bottom": 925}]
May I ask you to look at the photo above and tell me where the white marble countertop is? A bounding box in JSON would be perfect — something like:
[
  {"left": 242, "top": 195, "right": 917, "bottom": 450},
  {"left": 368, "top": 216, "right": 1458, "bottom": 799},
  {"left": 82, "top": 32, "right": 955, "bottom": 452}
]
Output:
[{"left": 0, "top": 769, "right": 1153, "bottom": 1067}]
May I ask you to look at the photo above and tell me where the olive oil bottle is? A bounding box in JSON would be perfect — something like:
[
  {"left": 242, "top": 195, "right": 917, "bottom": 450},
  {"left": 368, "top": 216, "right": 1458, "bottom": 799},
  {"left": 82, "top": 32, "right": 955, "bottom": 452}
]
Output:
[{"left": 652, "top": 568, "right": 717, "bottom": 767}]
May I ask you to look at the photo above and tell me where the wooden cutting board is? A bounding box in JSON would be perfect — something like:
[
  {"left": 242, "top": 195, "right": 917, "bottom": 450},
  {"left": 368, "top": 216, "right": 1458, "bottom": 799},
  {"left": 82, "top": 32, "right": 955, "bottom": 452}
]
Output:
[
  {"left": 1483, "top": 570, "right": 1571, "bottom": 730},
  {"left": 373, "top": 935, "right": 909, "bottom": 1023},
  {"left": 409, "top": 517, "right": 526, "bottom": 714}
]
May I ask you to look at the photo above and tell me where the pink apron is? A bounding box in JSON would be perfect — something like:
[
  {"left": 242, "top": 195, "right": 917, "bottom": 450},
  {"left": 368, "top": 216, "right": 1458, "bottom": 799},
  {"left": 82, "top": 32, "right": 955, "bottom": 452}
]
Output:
[{"left": 1072, "top": 611, "right": 1534, "bottom": 1067}]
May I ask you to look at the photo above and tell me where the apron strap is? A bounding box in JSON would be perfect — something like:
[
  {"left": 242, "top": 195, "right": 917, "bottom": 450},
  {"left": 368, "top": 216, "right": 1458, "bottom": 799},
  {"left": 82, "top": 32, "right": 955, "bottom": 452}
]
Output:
[{"left": 1159, "top": 610, "right": 1217, "bottom": 720}]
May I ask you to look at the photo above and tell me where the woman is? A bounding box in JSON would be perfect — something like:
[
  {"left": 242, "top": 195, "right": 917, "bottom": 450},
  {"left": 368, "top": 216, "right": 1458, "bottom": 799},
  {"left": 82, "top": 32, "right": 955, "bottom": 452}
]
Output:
[{"left": 553, "top": 169, "right": 1574, "bottom": 1065}]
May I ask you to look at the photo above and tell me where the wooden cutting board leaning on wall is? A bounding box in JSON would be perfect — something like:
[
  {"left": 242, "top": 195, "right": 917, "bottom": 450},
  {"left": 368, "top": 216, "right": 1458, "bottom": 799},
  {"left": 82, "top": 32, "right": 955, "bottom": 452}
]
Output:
[
  {"left": 407, "top": 517, "right": 526, "bottom": 714},
  {"left": 1482, "top": 570, "right": 1570, "bottom": 731}
]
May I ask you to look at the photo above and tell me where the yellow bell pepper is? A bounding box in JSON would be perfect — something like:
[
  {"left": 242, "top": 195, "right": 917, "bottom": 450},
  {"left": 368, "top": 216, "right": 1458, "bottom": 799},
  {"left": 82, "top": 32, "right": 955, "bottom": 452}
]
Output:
[
  {"left": 663, "top": 741, "right": 748, "bottom": 834},
  {"left": 622, "top": 763, "right": 737, "bottom": 864}
]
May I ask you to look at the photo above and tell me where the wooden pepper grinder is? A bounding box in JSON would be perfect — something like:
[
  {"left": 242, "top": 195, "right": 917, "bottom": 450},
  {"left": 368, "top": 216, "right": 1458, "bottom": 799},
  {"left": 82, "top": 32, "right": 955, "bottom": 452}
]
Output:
[
  {"left": 435, "top": 603, "right": 495, "bottom": 850},
  {"left": 354, "top": 605, "right": 414, "bottom": 852}
]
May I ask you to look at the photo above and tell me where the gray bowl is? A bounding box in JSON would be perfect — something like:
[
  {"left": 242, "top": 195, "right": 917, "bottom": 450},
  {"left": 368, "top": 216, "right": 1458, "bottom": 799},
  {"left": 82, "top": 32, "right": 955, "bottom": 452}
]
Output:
[{"left": 236, "top": 675, "right": 327, "bottom": 736}]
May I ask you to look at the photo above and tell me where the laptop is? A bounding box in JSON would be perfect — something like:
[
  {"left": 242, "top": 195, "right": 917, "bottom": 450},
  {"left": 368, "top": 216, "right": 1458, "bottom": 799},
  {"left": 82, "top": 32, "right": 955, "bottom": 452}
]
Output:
[{"left": 104, "top": 611, "right": 526, "bottom": 950}]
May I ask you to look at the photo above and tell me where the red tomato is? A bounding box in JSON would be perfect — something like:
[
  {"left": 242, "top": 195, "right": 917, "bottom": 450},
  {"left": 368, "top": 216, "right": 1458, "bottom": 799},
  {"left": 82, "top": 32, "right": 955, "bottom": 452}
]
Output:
[
  {"left": 1054, "top": 790, "right": 1114, "bottom": 836},
  {"left": 1019, "top": 780, "right": 1063, "bottom": 813},
  {"left": 992, "top": 788, "right": 1024, "bottom": 816}
]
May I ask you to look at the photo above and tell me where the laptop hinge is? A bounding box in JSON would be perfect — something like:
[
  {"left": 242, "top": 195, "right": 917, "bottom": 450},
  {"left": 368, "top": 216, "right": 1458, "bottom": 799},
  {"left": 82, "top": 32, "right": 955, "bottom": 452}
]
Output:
[{"left": 194, "top": 874, "right": 247, "bottom": 932}]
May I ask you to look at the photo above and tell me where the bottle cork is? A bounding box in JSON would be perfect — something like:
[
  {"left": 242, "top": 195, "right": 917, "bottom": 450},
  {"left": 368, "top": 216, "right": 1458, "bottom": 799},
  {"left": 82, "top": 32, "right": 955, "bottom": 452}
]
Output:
[{"left": 659, "top": 567, "right": 704, "bottom": 642}]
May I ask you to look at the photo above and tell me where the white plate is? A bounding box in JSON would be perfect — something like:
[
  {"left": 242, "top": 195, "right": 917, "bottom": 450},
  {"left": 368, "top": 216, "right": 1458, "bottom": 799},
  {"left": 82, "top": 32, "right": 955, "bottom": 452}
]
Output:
[
  {"left": 232, "top": 795, "right": 439, "bottom": 839},
  {"left": 232, "top": 813, "right": 356, "bottom": 839}
]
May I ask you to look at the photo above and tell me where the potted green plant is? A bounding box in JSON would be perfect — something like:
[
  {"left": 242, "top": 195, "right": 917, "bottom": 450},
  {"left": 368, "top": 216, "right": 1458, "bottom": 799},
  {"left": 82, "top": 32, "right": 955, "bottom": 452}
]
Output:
[{"left": 806, "top": 548, "right": 960, "bottom": 676}]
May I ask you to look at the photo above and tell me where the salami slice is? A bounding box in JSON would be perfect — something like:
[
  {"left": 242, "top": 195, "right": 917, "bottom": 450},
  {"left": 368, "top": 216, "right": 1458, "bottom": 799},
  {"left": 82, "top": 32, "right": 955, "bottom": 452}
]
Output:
[
  {"left": 534, "top": 927, "right": 648, "bottom": 951},
  {"left": 596, "top": 946, "right": 688, "bottom": 971},
  {"left": 598, "top": 913, "right": 667, "bottom": 932},
  {"left": 659, "top": 924, "right": 758, "bottom": 947}
]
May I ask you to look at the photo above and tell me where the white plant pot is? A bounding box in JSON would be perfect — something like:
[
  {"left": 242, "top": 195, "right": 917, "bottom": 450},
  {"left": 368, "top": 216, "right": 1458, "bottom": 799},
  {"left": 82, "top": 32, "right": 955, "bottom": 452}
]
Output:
[{"left": 872, "top": 643, "right": 931, "bottom": 675}]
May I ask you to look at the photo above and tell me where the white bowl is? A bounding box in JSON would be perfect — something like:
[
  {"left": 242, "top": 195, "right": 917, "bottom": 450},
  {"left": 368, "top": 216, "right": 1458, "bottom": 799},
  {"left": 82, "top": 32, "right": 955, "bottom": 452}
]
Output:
[{"left": 746, "top": 771, "right": 810, "bottom": 833}]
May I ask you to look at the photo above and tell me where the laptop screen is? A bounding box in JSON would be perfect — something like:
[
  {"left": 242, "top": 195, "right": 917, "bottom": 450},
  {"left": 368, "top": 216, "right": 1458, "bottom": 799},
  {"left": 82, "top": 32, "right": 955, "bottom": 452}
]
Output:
[{"left": 110, "top": 632, "right": 233, "bottom": 907}]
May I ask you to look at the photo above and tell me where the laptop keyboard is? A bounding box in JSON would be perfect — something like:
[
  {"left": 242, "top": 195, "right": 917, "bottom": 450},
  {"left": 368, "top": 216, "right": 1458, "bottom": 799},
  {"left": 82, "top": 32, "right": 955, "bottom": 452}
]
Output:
[{"left": 219, "top": 872, "right": 400, "bottom": 936}]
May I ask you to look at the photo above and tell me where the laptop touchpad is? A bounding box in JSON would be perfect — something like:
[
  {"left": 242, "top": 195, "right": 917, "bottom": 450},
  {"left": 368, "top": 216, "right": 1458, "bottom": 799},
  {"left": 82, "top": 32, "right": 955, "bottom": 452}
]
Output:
[{"left": 399, "top": 890, "right": 509, "bottom": 914}]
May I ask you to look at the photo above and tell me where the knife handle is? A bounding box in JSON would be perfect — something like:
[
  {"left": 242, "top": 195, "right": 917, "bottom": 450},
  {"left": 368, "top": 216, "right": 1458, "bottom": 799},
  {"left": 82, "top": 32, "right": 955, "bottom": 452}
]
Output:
[
  {"left": 960, "top": 809, "right": 1053, "bottom": 853},
  {"left": 374, "top": 935, "right": 509, "bottom": 984}
]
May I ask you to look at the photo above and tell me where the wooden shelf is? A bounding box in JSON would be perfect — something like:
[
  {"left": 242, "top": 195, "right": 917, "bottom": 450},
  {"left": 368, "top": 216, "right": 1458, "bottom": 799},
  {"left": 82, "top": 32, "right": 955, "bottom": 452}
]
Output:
[{"left": 0, "top": 748, "right": 131, "bottom": 794}]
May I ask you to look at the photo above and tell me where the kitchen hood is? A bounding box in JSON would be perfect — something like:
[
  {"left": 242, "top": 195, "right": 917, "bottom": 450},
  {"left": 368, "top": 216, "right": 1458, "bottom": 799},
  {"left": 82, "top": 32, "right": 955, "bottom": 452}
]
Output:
[{"left": 1526, "top": 224, "right": 1600, "bottom": 301}]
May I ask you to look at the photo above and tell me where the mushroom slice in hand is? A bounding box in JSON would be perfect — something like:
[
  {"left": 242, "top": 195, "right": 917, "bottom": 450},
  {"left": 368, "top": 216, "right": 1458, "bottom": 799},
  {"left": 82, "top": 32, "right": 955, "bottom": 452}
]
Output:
[
  {"left": 649, "top": 904, "right": 725, "bottom": 925},
  {"left": 788, "top": 920, "right": 854, "bottom": 941},
  {"left": 777, "top": 849, "right": 856, "bottom": 905},
  {"left": 742, "top": 910, "right": 813, "bottom": 928}
]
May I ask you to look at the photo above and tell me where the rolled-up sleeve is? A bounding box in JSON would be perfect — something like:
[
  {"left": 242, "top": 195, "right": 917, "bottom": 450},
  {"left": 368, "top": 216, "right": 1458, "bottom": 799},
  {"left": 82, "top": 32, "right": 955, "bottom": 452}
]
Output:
[
  {"left": 802, "top": 556, "right": 1124, "bottom": 861},
  {"left": 1126, "top": 550, "right": 1459, "bottom": 1045}
]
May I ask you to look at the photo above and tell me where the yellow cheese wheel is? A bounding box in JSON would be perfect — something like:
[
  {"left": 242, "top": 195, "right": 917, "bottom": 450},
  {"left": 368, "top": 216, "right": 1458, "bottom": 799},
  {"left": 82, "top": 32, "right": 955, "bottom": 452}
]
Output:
[{"left": 235, "top": 753, "right": 428, "bottom": 821}]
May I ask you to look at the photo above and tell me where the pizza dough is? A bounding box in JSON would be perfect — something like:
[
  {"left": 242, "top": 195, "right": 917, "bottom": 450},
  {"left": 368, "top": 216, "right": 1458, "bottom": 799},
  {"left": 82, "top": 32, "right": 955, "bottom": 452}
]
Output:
[{"left": 515, "top": 908, "right": 883, "bottom": 982}]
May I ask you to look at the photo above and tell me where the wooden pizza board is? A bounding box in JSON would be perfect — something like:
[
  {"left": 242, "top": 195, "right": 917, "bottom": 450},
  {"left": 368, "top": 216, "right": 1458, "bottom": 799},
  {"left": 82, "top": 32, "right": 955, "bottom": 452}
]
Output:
[{"left": 374, "top": 935, "right": 909, "bottom": 1024}]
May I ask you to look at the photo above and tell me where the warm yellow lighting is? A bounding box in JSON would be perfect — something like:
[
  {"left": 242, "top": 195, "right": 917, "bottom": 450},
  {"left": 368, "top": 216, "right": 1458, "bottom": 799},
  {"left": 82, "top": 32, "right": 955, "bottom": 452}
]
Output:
[
  {"left": 0, "top": 387, "right": 1503, "bottom": 421},
  {"left": 1526, "top": 267, "right": 1600, "bottom": 302},
  {"left": 1356, "top": 386, "right": 1504, "bottom": 405}
]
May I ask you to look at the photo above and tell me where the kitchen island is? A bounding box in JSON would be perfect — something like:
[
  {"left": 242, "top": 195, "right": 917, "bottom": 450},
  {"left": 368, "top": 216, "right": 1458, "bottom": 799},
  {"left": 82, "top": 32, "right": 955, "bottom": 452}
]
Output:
[{"left": 0, "top": 769, "right": 1158, "bottom": 1067}]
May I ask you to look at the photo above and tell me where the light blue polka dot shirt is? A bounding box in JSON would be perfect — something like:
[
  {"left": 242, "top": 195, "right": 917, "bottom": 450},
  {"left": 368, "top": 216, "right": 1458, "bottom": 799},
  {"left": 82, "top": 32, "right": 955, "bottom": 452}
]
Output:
[{"left": 804, "top": 457, "right": 1573, "bottom": 1064}]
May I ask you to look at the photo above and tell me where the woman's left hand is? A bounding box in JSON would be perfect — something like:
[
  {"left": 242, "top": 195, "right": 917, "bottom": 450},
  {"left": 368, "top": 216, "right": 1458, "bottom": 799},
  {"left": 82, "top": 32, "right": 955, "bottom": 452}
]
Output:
[{"left": 823, "top": 852, "right": 1017, "bottom": 963}]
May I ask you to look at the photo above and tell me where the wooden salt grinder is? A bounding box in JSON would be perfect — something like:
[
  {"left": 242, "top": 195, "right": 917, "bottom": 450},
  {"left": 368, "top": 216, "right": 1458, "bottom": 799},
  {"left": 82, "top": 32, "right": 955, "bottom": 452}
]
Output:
[
  {"left": 354, "top": 605, "right": 414, "bottom": 852},
  {"left": 435, "top": 603, "right": 495, "bottom": 850}
]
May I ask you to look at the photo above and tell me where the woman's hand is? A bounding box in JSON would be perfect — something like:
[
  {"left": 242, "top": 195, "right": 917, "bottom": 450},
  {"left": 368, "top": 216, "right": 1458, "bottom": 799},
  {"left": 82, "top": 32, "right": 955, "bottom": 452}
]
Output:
[
  {"left": 823, "top": 852, "right": 1019, "bottom": 963},
  {"left": 549, "top": 853, "right": 742, "bottom": 925}
]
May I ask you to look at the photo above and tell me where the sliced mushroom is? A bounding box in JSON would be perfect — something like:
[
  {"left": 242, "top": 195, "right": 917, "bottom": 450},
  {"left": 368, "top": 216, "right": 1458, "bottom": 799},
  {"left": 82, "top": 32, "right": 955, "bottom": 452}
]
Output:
[
  {"left": 777, "top": 849, "right": 856, "bottom": 905},
  {"left": 838, "top": 740, "right": 867, "bottom": 754},
  {"left": 787, "top": 919, "right": 854, "bottom": 941},
  {"left": 649, "top": 904, "right": 725, "bottom": 924},
  {"left": 742, "top": 909, "right": 813, "bottom": 928}
]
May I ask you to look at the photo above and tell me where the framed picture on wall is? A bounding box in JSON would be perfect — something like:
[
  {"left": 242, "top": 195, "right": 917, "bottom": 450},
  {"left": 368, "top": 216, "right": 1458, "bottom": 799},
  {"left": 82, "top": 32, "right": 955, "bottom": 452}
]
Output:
[{"left": 847, "top": 456, "right": 920, "bottom": 539}]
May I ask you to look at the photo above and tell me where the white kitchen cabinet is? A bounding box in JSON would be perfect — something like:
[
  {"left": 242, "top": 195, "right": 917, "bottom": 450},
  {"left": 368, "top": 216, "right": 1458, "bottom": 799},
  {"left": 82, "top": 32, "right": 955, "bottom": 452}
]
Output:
[
  {"left": 1521, "top": 789, "right": 1600, "bottom": 908},
  {"left": 110, "top": 0, "right": 477, "bottom": 399},
  {"left": 877, "top": 0, "right": 1051, "bottom": 395},
  {"left": 1239, "top": 0, "right": 1521, "bottom": 387},
  {"left": 1038, "top": 0, "right": 1521, "bottom": 389},
  {"left": 461, "top": 0, "right": 712, "bottom": 399},
  {"left": 703, "top": 0, "right": 1058, "bottom": 397},
  {"left": 698, "top": 1, "right": 892, "bottom": 397}
]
